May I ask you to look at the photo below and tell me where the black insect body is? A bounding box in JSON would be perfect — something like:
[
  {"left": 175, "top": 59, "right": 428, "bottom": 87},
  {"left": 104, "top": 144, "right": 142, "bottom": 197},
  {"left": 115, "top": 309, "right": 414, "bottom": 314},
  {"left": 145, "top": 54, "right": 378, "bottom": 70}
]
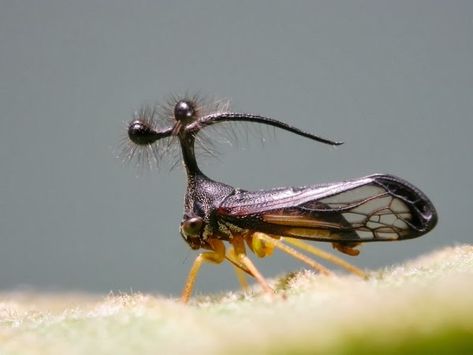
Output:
[{"left": 124, "top": 96, "right": 438, "bottom": 302}]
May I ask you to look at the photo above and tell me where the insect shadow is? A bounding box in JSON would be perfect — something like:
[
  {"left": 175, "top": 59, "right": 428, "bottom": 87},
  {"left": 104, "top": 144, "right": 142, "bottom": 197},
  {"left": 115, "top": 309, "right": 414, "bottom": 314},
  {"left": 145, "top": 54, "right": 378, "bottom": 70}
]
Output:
[{"left": 122, "top": 95, "right": 438, "bottom": 303}]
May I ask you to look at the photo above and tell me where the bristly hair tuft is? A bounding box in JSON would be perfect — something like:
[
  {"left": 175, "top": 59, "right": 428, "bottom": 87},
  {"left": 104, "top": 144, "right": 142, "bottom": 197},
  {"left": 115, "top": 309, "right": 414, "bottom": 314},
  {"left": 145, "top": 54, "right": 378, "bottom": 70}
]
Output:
[
  {"left": 119, "top": 94, "right": 232, "bottom": 172},
  {"left": 119, "top": 104, "right": 174, "bottom": 171}
]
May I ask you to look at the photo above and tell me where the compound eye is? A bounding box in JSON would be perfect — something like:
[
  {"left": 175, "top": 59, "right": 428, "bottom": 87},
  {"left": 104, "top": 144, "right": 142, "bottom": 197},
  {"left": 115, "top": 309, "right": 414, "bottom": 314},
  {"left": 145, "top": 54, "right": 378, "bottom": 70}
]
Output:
[
  {"left": 181, "top": 217, "right": 203, "bottom": 237},
  {"left": 128, "top": 120, "right": 158, "bottom": 145},
  {"left": 174, "top": 100, "right": 196, "bottom": 122}
]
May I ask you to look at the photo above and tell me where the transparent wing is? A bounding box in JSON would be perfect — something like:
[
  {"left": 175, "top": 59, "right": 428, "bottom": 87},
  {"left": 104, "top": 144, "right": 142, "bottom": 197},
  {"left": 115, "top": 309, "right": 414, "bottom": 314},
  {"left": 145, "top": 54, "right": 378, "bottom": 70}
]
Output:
[{"left": 217, "top": 174, "right": 437, "bottom": 242}]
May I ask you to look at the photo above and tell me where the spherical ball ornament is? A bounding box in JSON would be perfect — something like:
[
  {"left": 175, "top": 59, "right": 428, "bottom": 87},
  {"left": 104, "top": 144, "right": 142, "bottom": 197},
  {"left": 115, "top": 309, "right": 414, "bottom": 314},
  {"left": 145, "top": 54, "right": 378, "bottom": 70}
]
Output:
[
  {"left": 128, "top": 120, "right": 156, "bottom": 145},
  {"left": 174, "top": 100, "right": 196, "bottom": 122}
]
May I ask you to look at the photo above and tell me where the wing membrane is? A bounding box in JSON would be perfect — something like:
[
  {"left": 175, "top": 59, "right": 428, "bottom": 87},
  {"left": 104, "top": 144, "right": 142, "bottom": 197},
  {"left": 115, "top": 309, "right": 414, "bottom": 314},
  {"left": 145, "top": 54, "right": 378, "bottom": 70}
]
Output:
[{"left": 218, "top": 174, "right": 437, "bottom": 242}]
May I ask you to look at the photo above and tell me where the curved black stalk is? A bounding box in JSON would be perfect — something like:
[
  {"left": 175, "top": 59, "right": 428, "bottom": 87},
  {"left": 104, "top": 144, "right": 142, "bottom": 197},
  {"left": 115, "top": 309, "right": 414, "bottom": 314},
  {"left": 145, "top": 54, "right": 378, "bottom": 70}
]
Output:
[{"left": 179, "top": 134, "right": 202, "bottom": 177}]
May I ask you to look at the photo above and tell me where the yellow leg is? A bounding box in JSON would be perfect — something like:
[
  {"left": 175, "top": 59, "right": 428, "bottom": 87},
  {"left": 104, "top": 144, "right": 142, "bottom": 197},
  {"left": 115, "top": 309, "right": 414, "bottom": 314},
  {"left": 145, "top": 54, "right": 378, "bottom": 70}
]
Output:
[
  {"left": 247, "top": 232, "right": 276, "bottom": 257},
  {"left": 181, "top": 239, "right": 226, "bottom": 303},
  {"left": 232, "top": 236, "right": 273, "bottom": 295},
  {"left": 253, "top": 233, "right": 332, "bottom": 276},
  {"left": 227, "top": 247, "right": 250, "bottom": 291},
  {"left": 284, "top": 238, "right": 367, "bottom": 279},
  {"left": 233, "top": 266, "right": 250, "bottom": 291}
]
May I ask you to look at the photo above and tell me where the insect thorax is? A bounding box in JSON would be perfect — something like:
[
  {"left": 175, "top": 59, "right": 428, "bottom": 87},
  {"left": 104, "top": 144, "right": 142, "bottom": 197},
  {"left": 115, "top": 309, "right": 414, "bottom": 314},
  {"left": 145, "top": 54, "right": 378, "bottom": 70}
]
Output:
[{"left": 181, "top": 173, "right": 239, "bottom": 247}]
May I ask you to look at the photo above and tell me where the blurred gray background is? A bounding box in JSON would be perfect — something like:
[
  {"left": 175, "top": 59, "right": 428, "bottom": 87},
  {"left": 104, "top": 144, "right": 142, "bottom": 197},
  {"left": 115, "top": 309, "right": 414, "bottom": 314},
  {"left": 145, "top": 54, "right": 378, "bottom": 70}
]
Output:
[{"left": 1, "top": 1, "right": 471, "bottom": 297}]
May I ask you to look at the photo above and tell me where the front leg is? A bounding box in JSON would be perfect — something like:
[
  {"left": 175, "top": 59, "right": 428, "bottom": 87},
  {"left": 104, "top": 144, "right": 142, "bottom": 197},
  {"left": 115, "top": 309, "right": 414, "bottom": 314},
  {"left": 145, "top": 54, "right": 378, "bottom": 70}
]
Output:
[{"left": 181, "top": 239, "right": 226, "bottom": 303}]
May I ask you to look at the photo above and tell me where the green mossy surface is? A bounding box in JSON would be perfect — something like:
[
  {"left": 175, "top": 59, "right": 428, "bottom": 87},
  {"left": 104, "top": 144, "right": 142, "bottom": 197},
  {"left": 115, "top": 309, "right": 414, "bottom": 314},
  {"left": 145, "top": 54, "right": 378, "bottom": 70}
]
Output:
[{"left": 1, "top": 245, "right": 472, "bottom": 354}]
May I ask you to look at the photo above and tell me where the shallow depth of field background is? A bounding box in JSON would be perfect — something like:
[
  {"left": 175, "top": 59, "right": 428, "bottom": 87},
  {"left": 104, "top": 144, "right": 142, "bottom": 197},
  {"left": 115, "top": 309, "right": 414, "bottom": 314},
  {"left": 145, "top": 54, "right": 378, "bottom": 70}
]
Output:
[{"left": 1, "top": 1, "right": 471, "bottom": 297}]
